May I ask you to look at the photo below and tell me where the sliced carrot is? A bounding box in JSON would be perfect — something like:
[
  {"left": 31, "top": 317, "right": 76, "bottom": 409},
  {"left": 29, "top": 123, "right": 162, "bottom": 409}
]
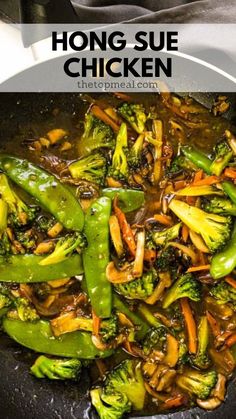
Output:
[
  {"left": 187, "top": 264, "right": 210, "bottom": 273},
  {"left": 206, "top": 311, "right": 221, "bottom": 338},
  {"left": 113, "top": 196, "right": 136, "bottom": 256},
  {"left": 144, "top": 248, "right": 157, "bottom": 262},
  {"left": 192, "top": 175, "right": 219, "bottom": 186},
  {"left": 92, "top": 310, "right": 101, "bottom": 336},
  {"left": 180, "top": 298, "right": 197, "bottom": 354},
  {"left": 182, "top": 224, "right": 189, "bottom": 243},
  {"left": 154, "top": 213, "right": 173, "bottom": 226},
  {"left": 113, "top": 92, "right": 132, "bottom": 101},
  {"left": 224, "top": 167, "right": 236, "bottom": 179},
  {"left": 225, "top": 333, "right": 236, "bottom": 348},
  {"left": 163, "top": 395, "right": 185, "bottom": 410},
  {"left": 194, "top": 169, "right": 204, "bottom": 183},
  {"left": 91, "top": 105, "right": 120, "bottom": 132},
  {"left": 225, "top": 276, "right": 236, "bottom": 289},
  {"left": 186, "top": 196, "right": 197, "bottom": 205},
  {"left": 198, "top": 250, "right": 207, "bottom": 265},
  {"left": 174, "top": 180, "right": 187, "bottom": 191}
]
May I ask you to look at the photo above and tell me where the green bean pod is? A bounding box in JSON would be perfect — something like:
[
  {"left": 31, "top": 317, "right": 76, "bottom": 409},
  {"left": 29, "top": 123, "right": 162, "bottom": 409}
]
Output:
[
  {"left": 182, "top": 146, "right": 212, "bottom": 174},
  {"left": 222, "top": 181, "right": 236, "bottom": 205},
  {"left": 0, "top": 155, "right": 84, "bottom": 231},
  {"left": 83, "top": 197, "right": 112, "bottom": 318},
  {"left": 210, "top": 223, "right": 236, "bottom": 279},
  {"left": 0, "top": 254, "right": 83, "bottom": 283},
  {"left": 3, "top": 318, "right": 113, "bottom": 359},
  {"left": 102, "top": 188, "right": 144, "bottom": 212}
]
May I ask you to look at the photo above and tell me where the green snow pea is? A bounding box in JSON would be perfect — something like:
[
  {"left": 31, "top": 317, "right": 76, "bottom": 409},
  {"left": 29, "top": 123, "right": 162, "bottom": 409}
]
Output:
[
  {"left": 0, "top": 254, "right": 83, "bottom": 283},
  {"left": 0, "top": 155, "right": 84, "bottom": 231},
  {"left": 222, "top": 181, "right": 236, "bottom": 205},
  {"left": 210, "top": 222, "right": 236, "bottom": 279},
  {"left": 83, "top": 197, "right": 112, "bottom": 318},
  {"left": 2, "top": 318, "right": 113, "bottom": 359},
  {"left": 102, "top": 188, "right": 144, "bottom": 212},
  {"left": 181, "top": 146, "right": 212, "bottom": 174}
]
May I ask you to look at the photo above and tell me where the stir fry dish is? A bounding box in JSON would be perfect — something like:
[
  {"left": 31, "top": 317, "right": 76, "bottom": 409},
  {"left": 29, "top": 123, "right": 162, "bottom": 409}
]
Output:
[{"left": 1, "top": 92, "right": 236, "bottom": 418}]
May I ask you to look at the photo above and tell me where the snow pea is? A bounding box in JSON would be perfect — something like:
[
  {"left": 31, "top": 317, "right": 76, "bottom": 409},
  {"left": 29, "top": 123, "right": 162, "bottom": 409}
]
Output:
[
  {"left": 102, "top": 188, "right": 144, "bottom": 212},
  {"left": 222, "top": 181, "right": 236, "bottom": 205},
  {"left": 83, "top": 197, "right": 112, "bottom": 318},
  {"left": 0, "top": 155, "right": 84, "bottom": 231},
  {"left": 210, "top": 222, "right": 236, "bottom": 279},
  {"left": 0, "top": 254, "right": 83, "bottom": 283},
  {"left": 182, "top": 146, "right": 212, "bottom": 174},
  {"left": 2, "top": 318, "right": 113, "bottom": 359}
]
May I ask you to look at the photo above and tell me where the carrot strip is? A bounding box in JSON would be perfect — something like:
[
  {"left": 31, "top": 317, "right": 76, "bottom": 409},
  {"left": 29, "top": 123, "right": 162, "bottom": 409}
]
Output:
[
  {"left": 224, "top": 167, "right": 236, "bottom": 179},
  {"left": 113, "top": 197, "right": 136, "bottom": 256},
  {"left": 153, "top": 214, "right": 173, "bottom": 226},
  {"left": 92, "top": 310, "right": 101, "bottom": 336},
  {"left": 192, "top": 175, "right": 219, "bottom": 186},
  {"left": 144, "top": 248, "right": 157, "bottom": 262},
  {"left": 113, "top": 92, "right": 132, "bottom": 101},
  {"left": 194, "top": 170, "right": 204, "bottom": 183},
  {"left": 91, "top": 105, "right": 120, "bottom": 132},
  {"left": 225, "top": 276, "right": 236, "bottom": 289},
  {"left": 225, "top": 333, "right": 236, "bottom": 348},
  {"left": 187, "top": 265, "right": 210, "bottom": 273},
  {"left": 206, "top": 311, "right": 221, "bottom": 338},
  {"left": 186, "top": 196, "right": 197, "bottom": 205},
  {"left": 163, "top": 395, "right": 185, "bottom": 410},
  {"left": 180, "top": 298, "right": 197, "bottom": 354},
  {"left": 182, "top": 224, "right": 189, "bottom": 243},
  {"left": 174, "top": 180, "right": 187, "bottom": 191}
]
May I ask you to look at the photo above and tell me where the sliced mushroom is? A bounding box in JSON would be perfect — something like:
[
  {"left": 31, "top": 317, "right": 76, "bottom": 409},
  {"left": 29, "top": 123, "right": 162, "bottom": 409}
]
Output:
[
  {"left": 196, "top": 396, "right": 222, "bottom": 410},
  {"left": 106, "top": 261, "right": 134, "bottom": 284}
]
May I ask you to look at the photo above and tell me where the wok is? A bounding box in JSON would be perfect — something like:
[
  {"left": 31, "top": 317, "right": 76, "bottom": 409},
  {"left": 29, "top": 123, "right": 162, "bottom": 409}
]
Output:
[{"left": 0, "top": 1, "right": 236, "bottom": 419}]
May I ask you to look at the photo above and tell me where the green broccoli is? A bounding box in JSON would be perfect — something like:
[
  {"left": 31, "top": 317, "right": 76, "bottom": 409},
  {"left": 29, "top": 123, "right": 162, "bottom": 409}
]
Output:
[
  {"left": 118, "top": 103, "right": 147, "bottom": 134},
  {"left": 78, "top": 113, "right": 115, "bottom": 157},
  {"left": 0, "top": 198, "right": 11, "bottom": 256},
  {"left": 176, "top": 369, "right": 217, "bottom": 400},
  {"left": 0, "top": 284, "right": 12, "bottom": 310},
  {"left": 152, "top": 222, "right": 182, "bottom": 246},
  {"left": 210, "top": 281, "right": 236, "bottom": 307},
  {"left": 114, "top": 269, "right": 157, "bottom": 300},
  {"left": 191, "top": 316, "right": 211, "bottom": 370},
  {"left": 167, "top": 155, "right": 197, "bottom": 177},
  {"left": 99, "top": 314, "right": 119, "bottom": 344},
  {"left": 142, "top": 326, "right": 167, "bottom": 356},
  {"left": 108, "top": 123, "right": 128, "bottom": 181},
  {"left": 203, "top": 196, "right": 236, "bottom": 216},
  {"left": 210, "top": 140, "right": 233, "bottom": 176},
  {"left": 169, "top": 199, "right": 232, "bottom": 253},
  {"left": 162, "top": 273, "right": 200, "bottom": 309},
  {"left": 90, "top": 388, "right": 131, "bottom": 419},
  {"left": 127, "top": 134, "right": 144, "bottom": 169},
  {"left": 104, "top": 360, "right": 146, "bottom": 410},
  {"left": 0, "top": 173, "right": 37, "bottom": 227},
  {"left": 15, "top": 230, "right": 36, "bottom": 252},
  {"left": 14, "top": 297, "right": 39, "bottom": 322},
  {"left": 156, "top": 247, "right": 179, "bottom": 272},
  {"left": 69, "top": 153, "right": 107, "bottom": 186},
  {"left": 31, "top": 355, "right": 82, "bottom": 380},
  {"left": 39, "top": 232, "right": 86, "bottom": 266},
  {"left": 35, "top": 215, "right": 57, "bottom": 233}
]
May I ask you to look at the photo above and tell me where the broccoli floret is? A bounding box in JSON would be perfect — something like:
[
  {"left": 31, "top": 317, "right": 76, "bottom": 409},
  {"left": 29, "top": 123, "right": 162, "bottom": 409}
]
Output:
[
  {"left": 162, "top": 273, "right": 200, "bottom": 309},
  {"left": 203, "top": 196, "right": 236, "bottom": 216},
  {"left": 0, "top": 198, "right": 11, "bottom": 256},
  {"left": 167, "top": 155, "right": 197, "bottom": 177},
  {"left": 0, "top": 173, "right": 37, "bottom": 227},
  {"left": 104, "top": 360, "right": 146, "bottom": 410},
  {"left": 169, "top": 199, "right": 232, "bottom": 253},
  {"left": 108, "top": 123, "right": 128, "bottom": 181},
  {"left": 14, "top": 297, "right": 39, "bottom": 322},
  {"left": 69, "top": 153, "right": 107, "bottom": 186},
  {"left": 99, "top": 314, "right": 119, "bottom": 344},
  {"left": 127, "top": 134, "right": 144, "bottom": 169},
  {"left": 156, "top": 247, "right": 179, "bottom": 272},
  {"left": 0, "top": 284, "right": 12, "bottom": 310},
  {"left": 114, "top": 269, "right": 157, "bottom": 300},
  {"left": 90, "top": 388, "right": 131, "bottom": 419},
  {"left": 118, "top": 103, "right": 147, "bottom": 134},
  {"left": 35, "top": 215, "right": 57, "bottom": 233},
  {"left": 191, "top": 316, "right": 211, "bottom": 370},
  {"left": 15, "top": 230, "right": 36, "bottom": 252},
  {"left": 176, "top": 369, "right": 217, "bottom": 400},
  {"left": 39, "top": 232, "right": 86, "bottom": 266},
  {"left": 31, "top": 355, "right": 82, "bottom": 380},
  {"left": 210, "top": 140, "right": 233, "bottom": 176},
  {"left": 152, "top": 222, "right": 182, "bottom": 246},
  {"left": 142, "top": 326, "right": 167, "bottom": 356},
  {"left": 78, "top": 114, "right": 115, "bottom": 157},
  {"left": 210, "top": 282, "right": 236, "bottom": 307}
]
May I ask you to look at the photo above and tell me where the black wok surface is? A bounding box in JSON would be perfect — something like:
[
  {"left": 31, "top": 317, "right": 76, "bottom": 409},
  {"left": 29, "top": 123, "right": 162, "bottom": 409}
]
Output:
[{"left": 0, "top": 92, "right": 236, "bottom": 419}]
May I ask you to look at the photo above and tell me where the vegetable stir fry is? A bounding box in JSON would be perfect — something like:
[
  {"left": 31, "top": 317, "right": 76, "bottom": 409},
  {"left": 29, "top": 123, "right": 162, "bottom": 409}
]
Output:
[{"left": 1, "top": 92, "right": 236, "bottom": 418}]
